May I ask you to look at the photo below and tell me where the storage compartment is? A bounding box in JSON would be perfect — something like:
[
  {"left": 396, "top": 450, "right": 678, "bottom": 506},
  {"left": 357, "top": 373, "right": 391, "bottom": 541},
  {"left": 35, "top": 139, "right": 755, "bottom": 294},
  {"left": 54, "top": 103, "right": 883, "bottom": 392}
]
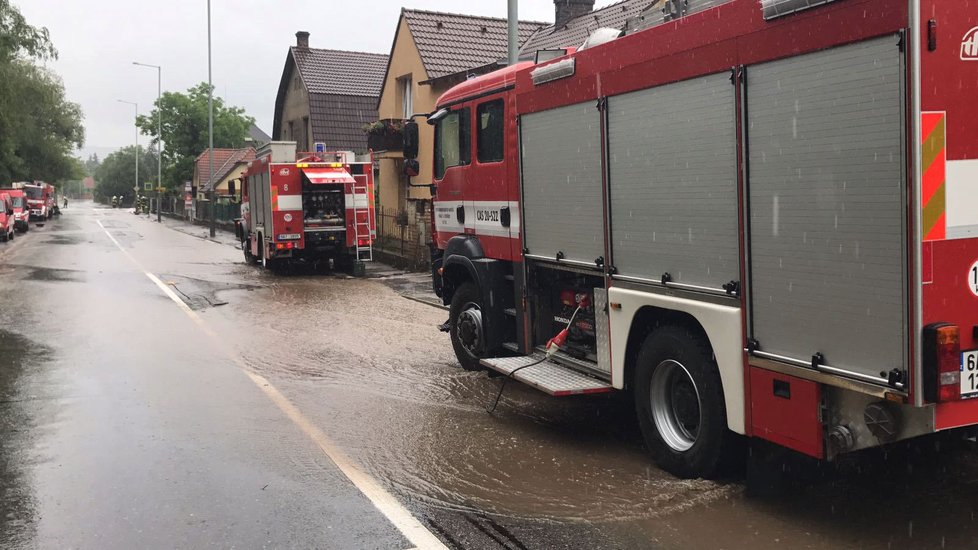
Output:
[
  {"left": 302, "top": 182, "right": 345, "bottom": 229},
  {"left": 746, "top": 35, "right": 907, "bottom": 382},
  {"left": 607, "top": 71, "right": 739, "bottom": 289},
  {"left": 527, "top": 263, "right": 604, "bottom": 363},
  {"left": 520, "top": 101, "right": 604, "bottom": 266},
  {"left": 750, "top": 368, "right": 824, "bottom": 458}
]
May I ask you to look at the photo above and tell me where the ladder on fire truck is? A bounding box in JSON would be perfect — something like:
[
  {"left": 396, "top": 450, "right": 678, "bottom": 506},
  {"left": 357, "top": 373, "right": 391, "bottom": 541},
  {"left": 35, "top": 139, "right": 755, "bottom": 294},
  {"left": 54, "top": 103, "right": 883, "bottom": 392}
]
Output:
[{"left": 351, "top": 180, "right": 373, "bottom": 262}]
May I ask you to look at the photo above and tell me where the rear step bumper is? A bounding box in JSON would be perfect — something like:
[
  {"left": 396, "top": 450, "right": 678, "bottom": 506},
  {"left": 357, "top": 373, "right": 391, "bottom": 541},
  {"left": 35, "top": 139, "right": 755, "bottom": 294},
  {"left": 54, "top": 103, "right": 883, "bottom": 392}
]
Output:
[{"left": 480, "top": 353, "right": 614, "bottom": 396}]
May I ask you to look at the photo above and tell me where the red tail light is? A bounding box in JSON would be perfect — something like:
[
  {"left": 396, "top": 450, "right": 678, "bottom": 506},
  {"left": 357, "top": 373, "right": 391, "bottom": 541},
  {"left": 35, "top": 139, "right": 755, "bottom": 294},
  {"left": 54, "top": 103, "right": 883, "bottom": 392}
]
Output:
[
  {"left": 937, "top": 326, "right": 961, "bottom": 402},
  {"left": 924, "top": 323, "right": 961, "bottom": 402}
]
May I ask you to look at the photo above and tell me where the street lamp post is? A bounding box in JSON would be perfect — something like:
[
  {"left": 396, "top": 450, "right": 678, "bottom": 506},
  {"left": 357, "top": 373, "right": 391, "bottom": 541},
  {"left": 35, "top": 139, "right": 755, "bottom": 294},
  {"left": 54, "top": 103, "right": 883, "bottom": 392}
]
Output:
[
  {"left": 117, "top": 99, "right": 139, "bottom": 208},
  {"left": 207, "top": 0, "right": 215, "bottom": 238},
  {"left": 133, "top": 61, "right": 163, "bottom": 223}
]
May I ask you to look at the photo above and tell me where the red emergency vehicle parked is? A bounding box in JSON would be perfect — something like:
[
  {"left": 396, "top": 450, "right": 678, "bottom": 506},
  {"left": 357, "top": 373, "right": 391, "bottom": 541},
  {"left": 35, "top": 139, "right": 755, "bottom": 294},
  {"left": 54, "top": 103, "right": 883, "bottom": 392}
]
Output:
[
  {"left": 0, "top": 193, "right": 15, "bottom": 242},
  {"left": 422, "top": 0, "right": 978, "bottom": 478},
  {"left": 235, "top": 141, "right": 376, "bottom": 272},
  {"left": 21, "top": 181, "right": 54, "bottom": 223},
  {"left": 0, "top": 189, "right": 30, "bottom": 233}
]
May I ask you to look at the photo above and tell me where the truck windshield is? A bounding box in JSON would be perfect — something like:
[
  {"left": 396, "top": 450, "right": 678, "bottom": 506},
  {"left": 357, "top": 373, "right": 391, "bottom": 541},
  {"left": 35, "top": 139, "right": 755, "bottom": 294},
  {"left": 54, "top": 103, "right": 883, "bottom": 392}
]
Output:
[
  {"left": 434, "top": 108, "right": 470, "bottom": 179},
  {"left": 11, "top": 197, "right": 23, "bottom": 208},
  {"left": 24, "top": 187, "right": 42, "bottom": 199}
]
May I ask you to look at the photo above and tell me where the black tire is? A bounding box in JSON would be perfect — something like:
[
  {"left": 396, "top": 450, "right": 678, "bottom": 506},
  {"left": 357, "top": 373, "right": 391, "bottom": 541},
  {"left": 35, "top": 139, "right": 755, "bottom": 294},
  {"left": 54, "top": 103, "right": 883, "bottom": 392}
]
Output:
[
  {"left": 634, "top": 325, "right": 729, "bottom": 479},
  {"left": 449, "top": 281, "right": 487, "bottom": 372},
  {"left": 243, "top": 238, "right": 257, "bottom": 264}
]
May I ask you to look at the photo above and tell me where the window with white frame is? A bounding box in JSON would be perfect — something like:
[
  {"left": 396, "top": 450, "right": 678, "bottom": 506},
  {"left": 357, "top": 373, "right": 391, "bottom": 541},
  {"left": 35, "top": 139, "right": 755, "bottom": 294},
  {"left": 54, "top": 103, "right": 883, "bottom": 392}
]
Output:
[{"left": 399, "top": 76, "right": 413, "bottom": 118}]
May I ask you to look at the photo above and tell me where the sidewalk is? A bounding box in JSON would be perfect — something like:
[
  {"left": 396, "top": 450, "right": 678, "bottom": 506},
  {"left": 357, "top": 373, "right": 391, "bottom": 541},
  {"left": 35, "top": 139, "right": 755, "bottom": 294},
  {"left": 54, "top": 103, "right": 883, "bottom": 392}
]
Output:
[{"left": 153, "top": 213, "right": 445, "bottom": 310}]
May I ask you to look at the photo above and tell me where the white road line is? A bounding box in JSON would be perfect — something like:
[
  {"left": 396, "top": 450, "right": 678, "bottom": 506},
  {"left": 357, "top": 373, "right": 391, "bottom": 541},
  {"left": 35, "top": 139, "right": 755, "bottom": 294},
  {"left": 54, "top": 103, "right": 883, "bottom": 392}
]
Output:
[{"left": 97, "top": 219, "right": 447, "bottom": 550}]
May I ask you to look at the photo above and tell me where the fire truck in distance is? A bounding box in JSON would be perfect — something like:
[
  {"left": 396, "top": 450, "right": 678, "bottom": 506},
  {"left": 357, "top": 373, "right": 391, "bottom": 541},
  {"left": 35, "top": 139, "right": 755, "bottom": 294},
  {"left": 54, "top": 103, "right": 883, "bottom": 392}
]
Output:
[
  {"left": 416, "top": 0, "right": 978, "bottom": 478},
  {"left": 235, "top": 141, "right": 376, "bottom": 272},
  {"left": 15, "top": 181, "right": 56, "bottom": 224}
]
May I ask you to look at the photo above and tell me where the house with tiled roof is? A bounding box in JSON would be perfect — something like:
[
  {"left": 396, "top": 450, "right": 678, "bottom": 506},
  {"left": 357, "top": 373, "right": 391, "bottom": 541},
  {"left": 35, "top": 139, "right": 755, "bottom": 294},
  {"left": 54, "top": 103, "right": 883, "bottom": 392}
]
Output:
[
  {"left": 193, "top": 147, "right": 256, "bottom": 200},
  {"left": 519, "top": 0, "right": 653, "bottom": 53},
  {"left": 373, "top": 8, "right": 546, "bottom": 236},
  {"left": 273, "top": 32, "right": 388, "bottom": 153}
]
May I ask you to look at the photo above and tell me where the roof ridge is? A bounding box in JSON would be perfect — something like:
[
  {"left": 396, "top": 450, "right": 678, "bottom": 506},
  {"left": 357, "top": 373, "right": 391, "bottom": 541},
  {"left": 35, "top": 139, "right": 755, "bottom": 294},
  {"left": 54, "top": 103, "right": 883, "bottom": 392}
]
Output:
[
  {"left": 539, "top": 0, "right": 649, "bottom": 30},
  {"left": 402, "top": 7, "right": 548, "bottom": 27},
  {"left": 290, "top": 46, "right": 388, "bottom": 58}
]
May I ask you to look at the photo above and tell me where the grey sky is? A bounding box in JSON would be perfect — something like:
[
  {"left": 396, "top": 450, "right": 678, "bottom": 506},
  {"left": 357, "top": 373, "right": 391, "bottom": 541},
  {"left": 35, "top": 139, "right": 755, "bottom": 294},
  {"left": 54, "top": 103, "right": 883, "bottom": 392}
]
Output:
[{"left": 16, "top": 0, "right": 617, "bottom": 159}]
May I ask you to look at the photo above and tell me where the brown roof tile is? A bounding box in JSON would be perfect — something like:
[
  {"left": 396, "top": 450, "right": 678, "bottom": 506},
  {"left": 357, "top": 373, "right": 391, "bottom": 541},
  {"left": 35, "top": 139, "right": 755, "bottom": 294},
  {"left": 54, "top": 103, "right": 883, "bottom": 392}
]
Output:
[
  {"left": 195, "top": 147, "right": 256, "bottom": 191},
  {"left": 309, "top": 94, "right": 378, "bottom": 151},
  {"left": 520, "top": 0, "right": 654, "bottom": 53},
  {"left": 291, "top": 47, "right": 389, "bottom": 97},
  {"left": 403, "top": 9, "right": 547, "bottom": 81}
]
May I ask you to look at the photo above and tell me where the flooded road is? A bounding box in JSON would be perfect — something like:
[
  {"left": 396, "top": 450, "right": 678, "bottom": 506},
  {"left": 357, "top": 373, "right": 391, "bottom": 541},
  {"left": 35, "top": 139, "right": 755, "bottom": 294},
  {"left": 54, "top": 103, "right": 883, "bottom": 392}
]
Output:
[{"left": 2, "top": 202, "right": 977, "bottom": 549}]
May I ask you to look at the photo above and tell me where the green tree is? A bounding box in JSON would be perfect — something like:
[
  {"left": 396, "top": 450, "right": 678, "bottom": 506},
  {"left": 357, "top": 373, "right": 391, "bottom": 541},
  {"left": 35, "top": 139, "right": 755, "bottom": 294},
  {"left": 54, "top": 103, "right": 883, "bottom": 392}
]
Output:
[
  {"left": 0, "top": 0, "right": 56, "bottom": 61},
  {"left": 93, "top": 146, "right": 157, "bottom": 202},
  {"left": 136, "top": 83, "right": 254, "bottom": 190},
  {"left": 0, "top": 1, "right": 84, "bottom": 184}
]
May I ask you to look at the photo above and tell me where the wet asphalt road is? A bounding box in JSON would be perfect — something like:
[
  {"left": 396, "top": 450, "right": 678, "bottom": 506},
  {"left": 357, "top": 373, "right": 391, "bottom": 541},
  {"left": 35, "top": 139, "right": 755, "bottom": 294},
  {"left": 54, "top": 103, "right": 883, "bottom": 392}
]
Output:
[{"left": 3, "top": 201, "right": 978, "bottom": 549}]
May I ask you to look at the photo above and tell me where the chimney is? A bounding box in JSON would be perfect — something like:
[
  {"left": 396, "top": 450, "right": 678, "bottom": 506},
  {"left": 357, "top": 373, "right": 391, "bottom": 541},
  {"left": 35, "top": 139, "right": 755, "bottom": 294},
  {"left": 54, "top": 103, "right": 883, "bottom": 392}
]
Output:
[
  {"left": 295, "top": 31, "right": 310, "bottom": 49},
  {"left": 554, "top": 0, "right": 595, "bottom": 28}
]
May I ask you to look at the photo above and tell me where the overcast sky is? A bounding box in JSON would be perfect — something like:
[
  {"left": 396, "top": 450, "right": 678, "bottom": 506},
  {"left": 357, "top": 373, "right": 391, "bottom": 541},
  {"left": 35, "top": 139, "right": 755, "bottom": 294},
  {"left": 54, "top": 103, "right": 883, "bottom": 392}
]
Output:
[{"left": 17, "top": 0, "right": 617, "bottom": 159}]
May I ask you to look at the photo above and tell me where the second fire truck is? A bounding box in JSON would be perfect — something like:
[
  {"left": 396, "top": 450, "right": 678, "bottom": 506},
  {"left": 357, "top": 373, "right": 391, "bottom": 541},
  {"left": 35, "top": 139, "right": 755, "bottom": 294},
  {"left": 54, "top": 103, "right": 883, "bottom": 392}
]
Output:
[
  {"left": 420, "top": 0, "right": 978, "bottom": 478},
  {"left": 236, "top": 141, "right": 376, "bottom": 272}
]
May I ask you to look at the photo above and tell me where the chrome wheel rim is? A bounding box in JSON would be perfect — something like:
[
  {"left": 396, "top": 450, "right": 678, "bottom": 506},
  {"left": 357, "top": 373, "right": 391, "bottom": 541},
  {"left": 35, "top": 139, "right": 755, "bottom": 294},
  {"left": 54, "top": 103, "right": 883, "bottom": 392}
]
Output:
[
  {"left": 456, "top": 302, "right": 484, "bottom": 357},
  {"left": 650, "top": 359, "right": 701, "bottom": 452}
]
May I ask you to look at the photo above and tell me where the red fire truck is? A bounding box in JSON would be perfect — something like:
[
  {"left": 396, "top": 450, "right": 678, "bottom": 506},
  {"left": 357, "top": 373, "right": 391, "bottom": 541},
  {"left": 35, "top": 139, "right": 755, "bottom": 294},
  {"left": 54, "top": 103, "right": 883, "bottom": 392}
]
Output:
[
  {"left": 19, "top": 181, "right": 54, "bottom": 223},
  {"left": 235, "top": 142, "right": 375, "bottom": 272},
  {"left": 421, "top": 0, "right": 978, "bottom": 478}
]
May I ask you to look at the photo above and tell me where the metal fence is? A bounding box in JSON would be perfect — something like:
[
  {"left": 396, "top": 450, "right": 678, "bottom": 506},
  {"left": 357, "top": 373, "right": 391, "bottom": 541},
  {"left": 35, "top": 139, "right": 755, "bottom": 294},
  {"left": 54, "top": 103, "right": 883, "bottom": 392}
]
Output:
[
  {"left": 375, "top": 206, "right": 429, "bottom": 269},
  {"left": 159, "top": 197, "right": 240, "bottom": 224}
]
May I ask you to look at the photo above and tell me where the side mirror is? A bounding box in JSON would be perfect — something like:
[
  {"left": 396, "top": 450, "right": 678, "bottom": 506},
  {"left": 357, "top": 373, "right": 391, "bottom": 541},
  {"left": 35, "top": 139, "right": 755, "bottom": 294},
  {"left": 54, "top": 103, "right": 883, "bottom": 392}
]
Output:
[{"left": 403, "top": 121, "right": 419, "bottom": 160}]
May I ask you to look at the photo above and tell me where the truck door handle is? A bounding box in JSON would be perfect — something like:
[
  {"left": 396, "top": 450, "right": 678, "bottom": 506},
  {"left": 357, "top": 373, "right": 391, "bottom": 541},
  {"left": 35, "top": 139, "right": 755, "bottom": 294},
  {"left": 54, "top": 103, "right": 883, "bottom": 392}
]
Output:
[
  {"left": 500, "top": 206, "right": 511, "bottom": 228},
  {"left": 456, "top": 205, "right": 465, "bottom": 225}
]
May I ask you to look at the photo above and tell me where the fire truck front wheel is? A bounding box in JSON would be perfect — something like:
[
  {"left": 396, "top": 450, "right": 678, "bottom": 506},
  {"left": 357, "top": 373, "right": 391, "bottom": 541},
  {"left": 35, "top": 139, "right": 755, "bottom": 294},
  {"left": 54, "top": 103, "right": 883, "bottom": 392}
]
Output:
[
  {"left": 634, "top": 325, "right": 729, "bottom": 479},
  {"left": 449, "top": 282, "right": 486, "bottom": 371}
]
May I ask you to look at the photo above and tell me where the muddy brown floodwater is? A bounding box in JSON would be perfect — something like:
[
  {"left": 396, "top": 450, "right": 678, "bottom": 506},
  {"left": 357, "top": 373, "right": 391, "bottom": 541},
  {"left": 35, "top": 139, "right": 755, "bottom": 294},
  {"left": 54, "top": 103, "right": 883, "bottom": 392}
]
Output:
[
  {"left": 200, "top": 267, "right": 978, "bottom": 549},
  {"left": 6, "top": 205, "right": 978, "bottom": 549}
]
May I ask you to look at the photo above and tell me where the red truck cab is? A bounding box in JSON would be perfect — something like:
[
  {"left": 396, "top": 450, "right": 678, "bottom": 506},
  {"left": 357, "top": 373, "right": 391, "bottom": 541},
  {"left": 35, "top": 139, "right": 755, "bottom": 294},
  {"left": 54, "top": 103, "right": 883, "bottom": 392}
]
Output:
[
  {"left": 0, "top": 193, "right": 17, "bottom": 242},
  {"left": 3, "top": 190, "right": 30, "bottom": 233}
]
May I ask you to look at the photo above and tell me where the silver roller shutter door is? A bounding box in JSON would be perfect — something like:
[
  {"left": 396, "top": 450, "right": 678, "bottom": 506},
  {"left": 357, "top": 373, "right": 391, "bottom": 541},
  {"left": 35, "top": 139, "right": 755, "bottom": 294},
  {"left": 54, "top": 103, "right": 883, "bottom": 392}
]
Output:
[
  {"left": 747, "top": 35, "right": 906, "bottom": 382},
  {"left": 608, "top": 72, "right": 739, "bottom": 288},
  {"left": 521, "top": 101, "right": 604, "bottom": 265}
]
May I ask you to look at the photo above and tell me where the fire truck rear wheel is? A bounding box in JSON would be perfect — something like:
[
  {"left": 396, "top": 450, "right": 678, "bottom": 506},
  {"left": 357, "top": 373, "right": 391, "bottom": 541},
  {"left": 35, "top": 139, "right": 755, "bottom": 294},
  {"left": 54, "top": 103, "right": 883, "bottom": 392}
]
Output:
[
  {"left": 449, "top": 282, "right": 486, "bottom": 371},
  {"left": 243, "top": 239, "right": 257, "bottom": 264},
  {"left": 634, "top": 325, "right": 728, "bottom": 479}
]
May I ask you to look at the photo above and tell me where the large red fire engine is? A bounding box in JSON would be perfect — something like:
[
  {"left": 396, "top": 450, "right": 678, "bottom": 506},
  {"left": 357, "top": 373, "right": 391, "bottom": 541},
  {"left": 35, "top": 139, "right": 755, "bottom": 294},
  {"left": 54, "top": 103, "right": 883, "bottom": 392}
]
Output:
[
  {"left": 235, "top": 141, "right": 375, "bottom": 272},
  {"left": 17, "top": 181, "right": 55, "bottom": 223},
  {"left": 420, "top": 0, "right": 978, "bottom": 478}
]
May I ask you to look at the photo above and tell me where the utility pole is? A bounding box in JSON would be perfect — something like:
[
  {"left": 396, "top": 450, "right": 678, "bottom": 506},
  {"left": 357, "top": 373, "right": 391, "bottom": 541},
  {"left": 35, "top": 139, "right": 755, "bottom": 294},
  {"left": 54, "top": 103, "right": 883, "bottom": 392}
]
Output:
[
  {"left": 134, "top": 62, "right": 163, "bottom": 223},
  {"left": 507, "top": 0, "right": 518, "bottom": 66},
  {"left": 207, "top": 0, "right": 216, "bottom": 238}
]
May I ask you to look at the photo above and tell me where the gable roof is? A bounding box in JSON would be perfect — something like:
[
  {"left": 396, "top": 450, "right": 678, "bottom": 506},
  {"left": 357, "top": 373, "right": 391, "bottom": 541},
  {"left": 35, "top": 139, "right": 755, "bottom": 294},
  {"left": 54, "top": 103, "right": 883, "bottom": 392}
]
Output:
[
  {"left": 291, "top": 47, "right": 389, "bottom": 97},
  {"left": 194, "top": 148, "right": 256, "bottom": 191},
  {"left": 401, "top": 9, "right": 547, "bottom": 83},
  {"left": 520, "top": 0, "right": 654, "bottom": 53},
  {"left": 273, "top": 45, "right": 388, "bottom": 148},
  {"left": 248, "top": 124, "right": 271, "bottom": 145}
]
